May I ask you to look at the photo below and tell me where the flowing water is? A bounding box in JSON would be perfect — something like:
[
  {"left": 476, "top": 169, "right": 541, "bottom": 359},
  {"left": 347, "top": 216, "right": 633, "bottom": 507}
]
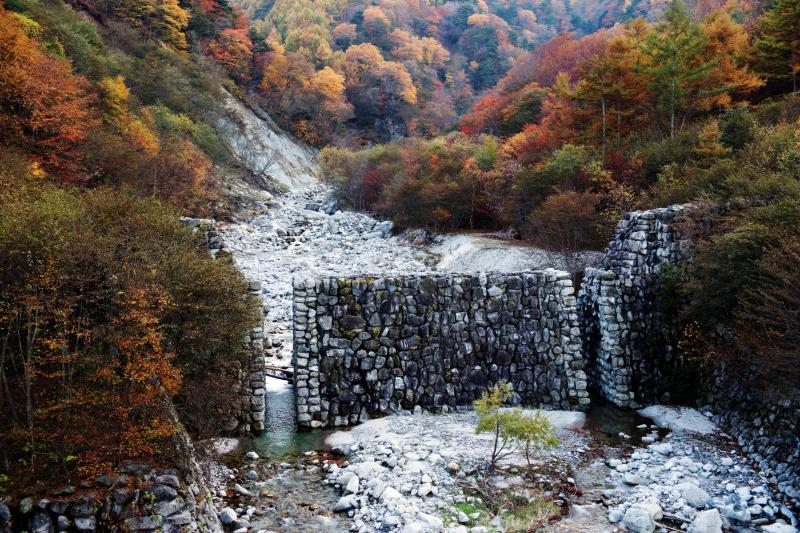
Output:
[{"left": 228, "top": 377, "right": 348, "bottom": 532}]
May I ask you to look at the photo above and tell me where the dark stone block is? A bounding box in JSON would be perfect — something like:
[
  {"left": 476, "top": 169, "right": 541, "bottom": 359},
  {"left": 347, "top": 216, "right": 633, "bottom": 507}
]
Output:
[
  {"left": 468, "top": 369, "right": 488, "bottom": 386},
  {"left": 71, "top": 495, "right": 98, "bottom": 517},
  {"left": 340, "top": 315, "right": 366, "bottom": 330}
]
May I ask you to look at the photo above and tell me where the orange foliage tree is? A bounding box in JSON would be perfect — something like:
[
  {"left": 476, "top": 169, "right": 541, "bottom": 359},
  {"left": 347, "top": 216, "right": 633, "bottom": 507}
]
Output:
[
  {"left": 0, "top": 7, "right": 98, "bottom": 183},
  {"left": 208, "top": 27, "right": 254, "bottom": 81}
]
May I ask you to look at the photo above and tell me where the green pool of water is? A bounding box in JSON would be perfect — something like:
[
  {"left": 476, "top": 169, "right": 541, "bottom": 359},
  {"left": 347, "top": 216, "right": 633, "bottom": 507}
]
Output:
[
  {"left": 247, "top": 377, "right": 335, "bottom": 458},
  {"left": 583, "top": 397, "right": 665, "bottom": 444}
]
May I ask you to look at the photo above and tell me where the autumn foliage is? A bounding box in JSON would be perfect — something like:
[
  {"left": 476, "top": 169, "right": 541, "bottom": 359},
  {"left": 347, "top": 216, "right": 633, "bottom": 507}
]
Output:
[
  {"left": 0, "top": 169, "right": 259, "bottom": 491},
  {"left": 0, "top": 7, "right": 98, "bottom": 182},
  {"left": 0, "top": 2, "right": 234, "bottom": 212},
  {"left": 325, "top": 2, "right": 774, "bottom": 247},
  {"left": 237, "top": 0, "right": 702, "bottom": 145}
]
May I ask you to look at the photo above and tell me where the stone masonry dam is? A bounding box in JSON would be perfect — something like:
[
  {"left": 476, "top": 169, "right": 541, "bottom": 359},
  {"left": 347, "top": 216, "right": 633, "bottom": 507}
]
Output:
[
  {"left": 289, "top": 205, "right": 799, "bottom": 508},
  {"left": 292, "top": 270, "right": 589, "bottom": 428}
]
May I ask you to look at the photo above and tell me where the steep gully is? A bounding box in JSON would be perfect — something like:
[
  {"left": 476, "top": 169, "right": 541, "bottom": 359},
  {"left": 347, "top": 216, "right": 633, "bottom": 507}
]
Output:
[{"left": 203, "top": 95, "right": 795, "bottom": 533}]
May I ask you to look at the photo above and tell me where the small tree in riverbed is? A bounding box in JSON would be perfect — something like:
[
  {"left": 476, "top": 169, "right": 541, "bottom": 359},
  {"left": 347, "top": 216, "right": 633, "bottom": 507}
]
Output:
[
  {"left": 506, "top": 409, "right": 559, "bottom": 468},
  {"left": 475, "top": 383, "right": 558, "bottom": 471}
]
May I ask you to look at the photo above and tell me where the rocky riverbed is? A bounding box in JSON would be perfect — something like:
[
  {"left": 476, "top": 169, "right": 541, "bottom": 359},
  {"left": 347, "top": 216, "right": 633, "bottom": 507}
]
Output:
[
  {"left": 321, "top": 409, "right": 588, "bottom": 533},
  {"left": 205, "top": 403, "right": 797, "bottom": 533},
  {"left": 600, "top": 406, "right": 797, "bottom": 533}
]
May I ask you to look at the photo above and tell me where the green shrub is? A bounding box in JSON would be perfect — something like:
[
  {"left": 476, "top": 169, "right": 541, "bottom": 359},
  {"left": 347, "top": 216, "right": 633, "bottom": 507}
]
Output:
[
  {"left": 720, "top": 108, "right": 756, "bottom": 150},
  {"left": 753, "top": 94, "right": 800, "bottom": 126},
  {"left": 639, "top": 131, "right": 699, "bottom": 183},
  {"left": 474, "top": 383, "right": 558, "bottom": 471}
]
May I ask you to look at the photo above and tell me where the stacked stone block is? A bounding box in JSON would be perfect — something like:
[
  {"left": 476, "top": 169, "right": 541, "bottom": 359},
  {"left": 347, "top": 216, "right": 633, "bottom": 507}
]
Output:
[
  {"left": 293, "top": 270, "right": 588, "bottom": 428},
  {"left": 578, "top": 205, "right": 693, "bottom": 407},
  {"left": 241, "top": 281, "right": 267, "bottom": 432}
]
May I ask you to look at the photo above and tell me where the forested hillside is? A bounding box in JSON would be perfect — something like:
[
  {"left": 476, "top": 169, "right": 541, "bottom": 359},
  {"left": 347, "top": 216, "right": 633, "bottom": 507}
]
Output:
[
  {"left": 0, "top": 0, "right": 261, "bottom": 493},
  {"left": 1, "top": 0, "right": 798, "bottom": 503},
  {"left": 229, "top": 0, "right": 745, "bottom": 144}
]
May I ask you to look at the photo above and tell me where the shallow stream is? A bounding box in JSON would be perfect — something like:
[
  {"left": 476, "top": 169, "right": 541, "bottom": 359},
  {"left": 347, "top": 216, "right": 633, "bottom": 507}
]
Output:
[
  {"left": 245, "top": 377, "right": 335, "bottom": 458},
  {"left": 249, "top": 381, "right": 662, "bottom": 458}
]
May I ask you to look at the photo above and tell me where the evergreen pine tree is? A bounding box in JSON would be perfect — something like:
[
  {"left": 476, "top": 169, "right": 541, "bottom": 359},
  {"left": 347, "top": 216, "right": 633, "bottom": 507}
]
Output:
[
  {"left": 755, "top": 0, "right": 800, "bottom": 92},
  {"left": 639, "top": 1, "right": 714, "bottom": 137}
]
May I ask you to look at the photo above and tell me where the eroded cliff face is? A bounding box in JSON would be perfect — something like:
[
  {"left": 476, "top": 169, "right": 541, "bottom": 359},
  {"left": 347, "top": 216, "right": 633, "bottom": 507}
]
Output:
[{"left": 219, "top": 92, "right": 320, "bottom": 191}]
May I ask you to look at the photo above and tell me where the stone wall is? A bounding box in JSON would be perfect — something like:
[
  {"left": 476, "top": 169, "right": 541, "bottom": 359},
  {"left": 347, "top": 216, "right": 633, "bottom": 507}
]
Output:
[
  {"left": 183, "top": 217, "right": 266, "bottom": 434},
  {"left": 705, "top": 368, "right": 800, "bottom": 512},
  {"left": 577, "top": 205, "right": 693, "bottom": 407},
  {"left": 577, "top": 205, "right": 798, "bottom": 511},
  {"left": 236, "top": 280, "right": 267, "bottom": 433},
  {"left": 293, "top": 271, "right": 588, "bottom": 428}
]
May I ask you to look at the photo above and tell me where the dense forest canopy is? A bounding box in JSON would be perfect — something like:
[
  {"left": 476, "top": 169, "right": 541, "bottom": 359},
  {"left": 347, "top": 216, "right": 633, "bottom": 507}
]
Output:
[{"left": 226, "top": 0, "right": 766, "bottom": 144}]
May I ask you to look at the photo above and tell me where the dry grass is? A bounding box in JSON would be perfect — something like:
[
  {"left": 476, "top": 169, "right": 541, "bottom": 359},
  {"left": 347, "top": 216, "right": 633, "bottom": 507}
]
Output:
[{"left": 501, "top": 495, "right": 560, "bottom": 532}]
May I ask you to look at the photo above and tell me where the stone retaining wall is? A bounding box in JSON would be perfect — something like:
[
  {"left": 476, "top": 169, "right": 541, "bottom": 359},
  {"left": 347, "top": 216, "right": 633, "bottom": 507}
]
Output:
[
  {"left": 705, "top": 368, "right": 800, "bottom": 512},
  {"left": 236, "top": 281, "right": 267, "bottom": 433},
  {"left": 292, "top": 271, "right": 589, "bottom": 428},
  {"left": 577, "top": 205, "right": 798, "bottom": 511},
  {"left": 183, "top": 217, "right": 266, "bottom": 434},
  {"left": 577, "top": 205, "right": 693, "bottom": 407}
]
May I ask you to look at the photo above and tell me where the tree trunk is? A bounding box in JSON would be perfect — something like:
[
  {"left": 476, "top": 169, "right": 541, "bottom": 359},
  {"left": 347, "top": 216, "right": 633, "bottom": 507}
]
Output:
[
  {"left": 600, "top": 95, "right": 607, "bottom": 160},
  {"left": 670, "top": 78, "right": 676, "bottom": 139},
  {"left": 490, "top": 417, "right": 501, "bottom": 469},
  {"left": 616, "top": 97, "right": 622, "bottom": 148},
  {"left": 0, "top": 333, "right": 18, "bottom": 426}
]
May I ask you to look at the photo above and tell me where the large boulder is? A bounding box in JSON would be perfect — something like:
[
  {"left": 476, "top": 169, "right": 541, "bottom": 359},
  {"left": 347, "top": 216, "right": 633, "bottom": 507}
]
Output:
[
  {"left": 761, "top": 522, "right": 798, "bottom": 533},
  {"left": 333, "top": 494, "right": 358, "bottom": 512},
  {"left": 345, "top": 475, "right": 359, "bottom": 494},
  {"left": 375, "top": 220, "right": 393, "bottom": 237},
  {"left": 623, "top": 506, "right": 656, "bottom": 533},
  {"left": 680, "top": 483, "right": 711, "bottom": 509},
  {"left": 218, "top": 507, "right": 237, "bottom": 525}
]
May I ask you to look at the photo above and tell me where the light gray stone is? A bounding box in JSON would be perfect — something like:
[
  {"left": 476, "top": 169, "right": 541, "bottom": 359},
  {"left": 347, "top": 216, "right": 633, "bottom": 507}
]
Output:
[
  {"left": 218, "top": 507, "right": 237, "bottom": 525},
  {"left": 623, "top": 507, "right": 656, "bottom": 533},
  {"left": 688, "top": 509, "right": 723, "bottom": 533},
  {"left": 681, "top": 484, "right": 711, "bottom": 509}
]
